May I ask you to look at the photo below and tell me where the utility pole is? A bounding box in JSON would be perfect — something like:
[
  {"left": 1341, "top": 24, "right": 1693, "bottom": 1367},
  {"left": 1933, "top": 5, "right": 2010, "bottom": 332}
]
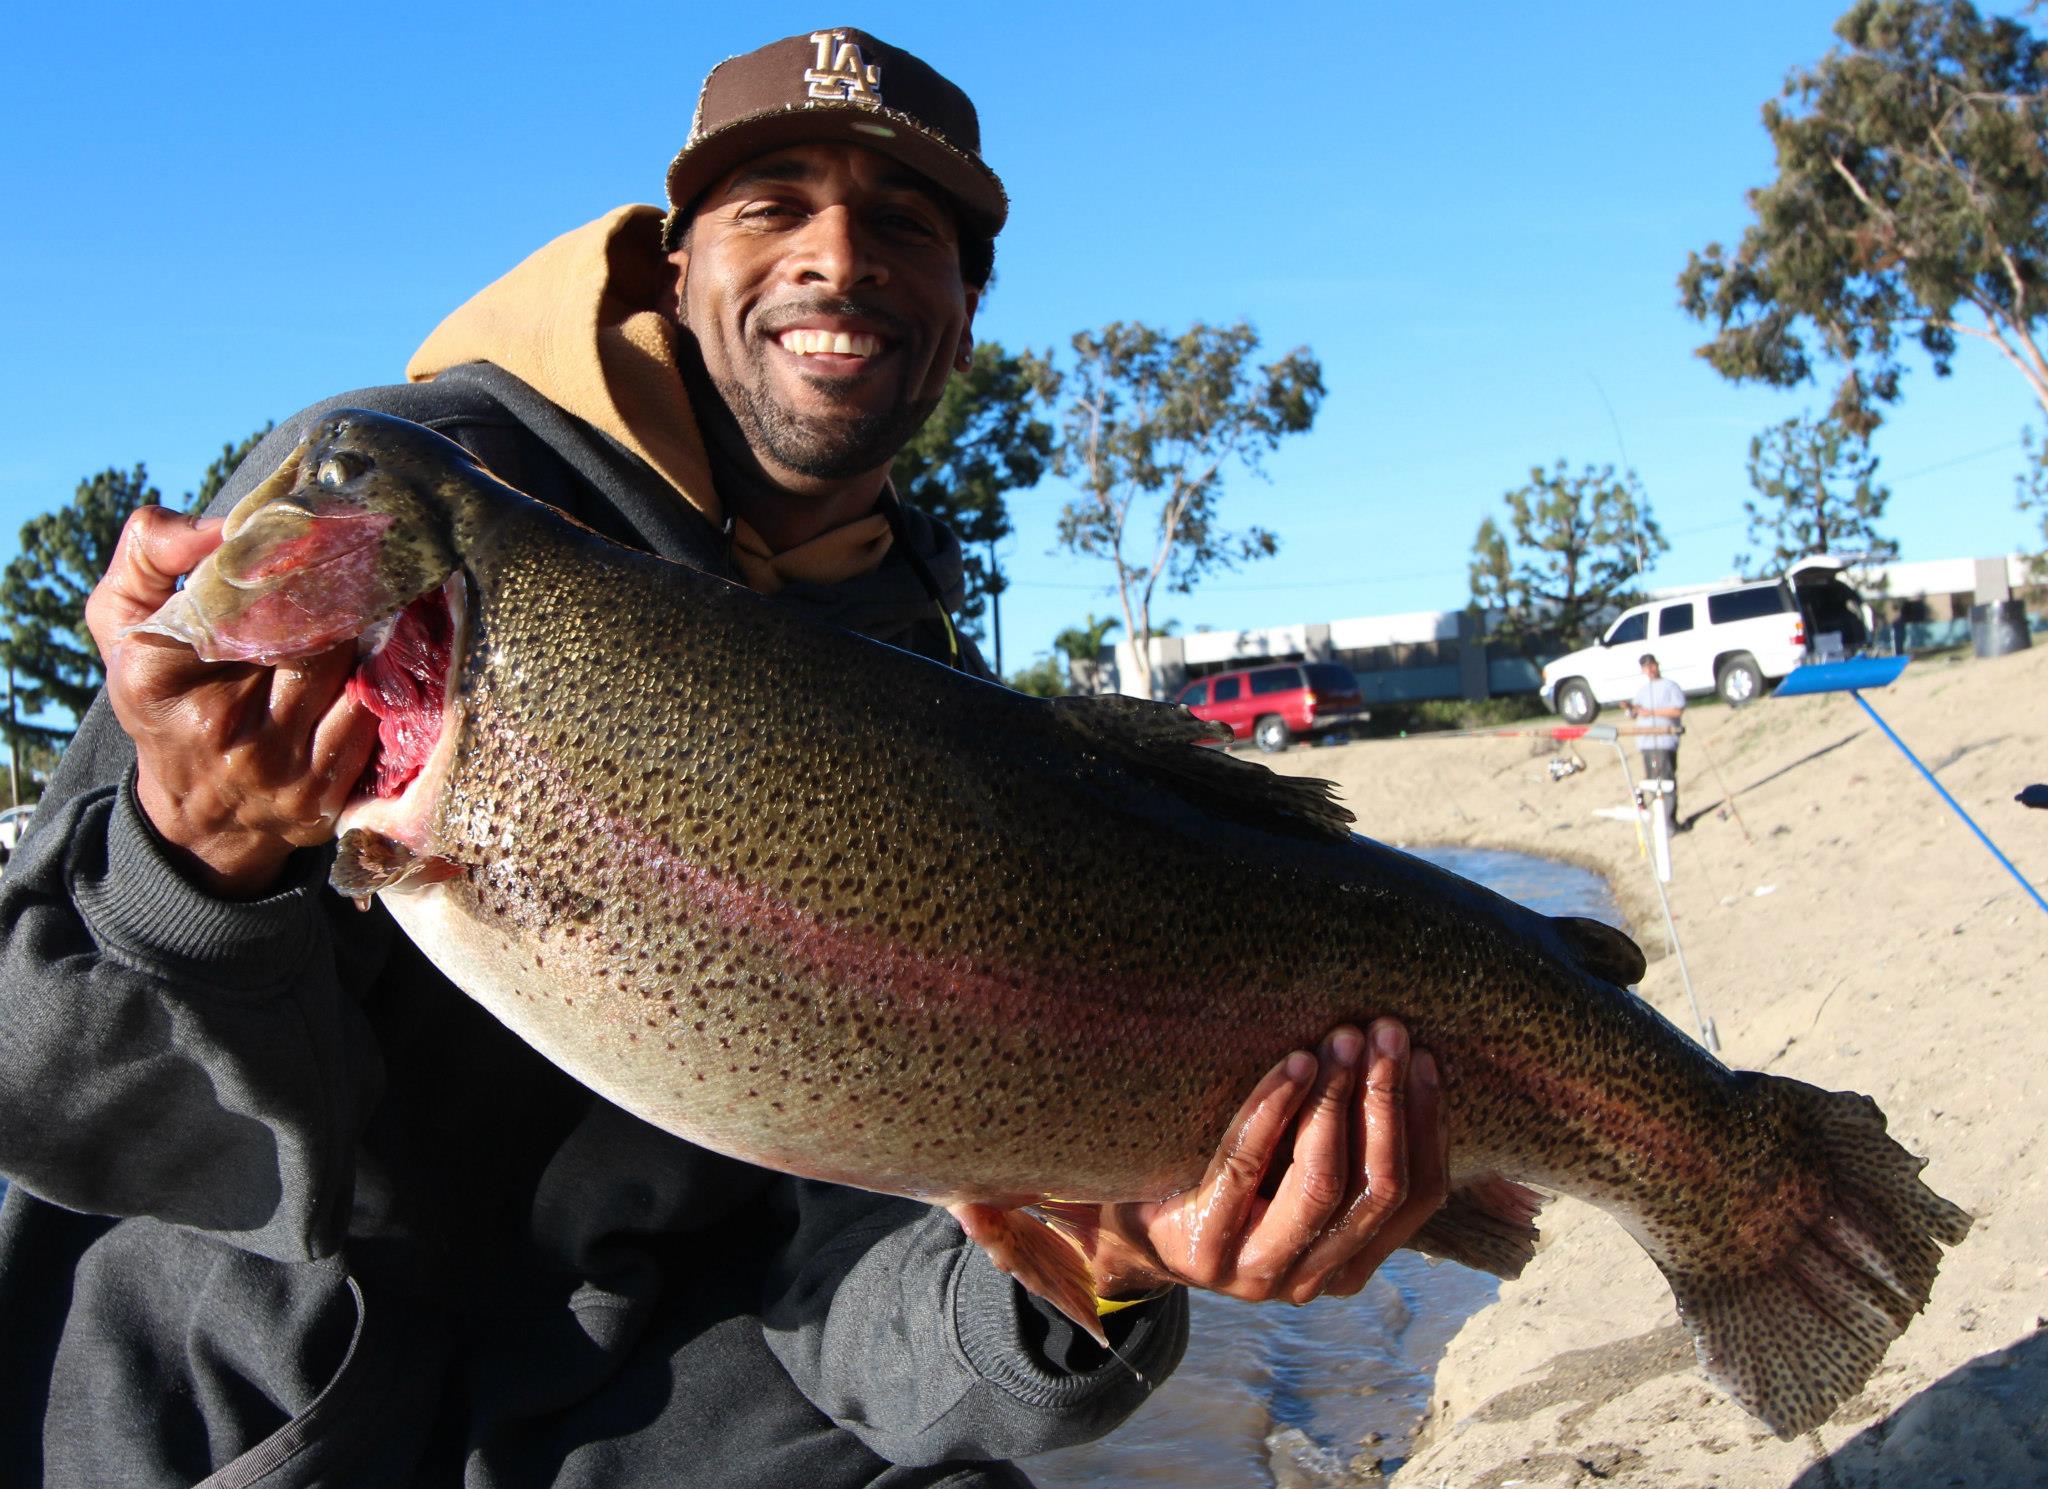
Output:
[
  {"left": 986, "top": 538, "right": 1004, "bottom": 678},
  {"left": 5, "top": 661, "right": 18, "bottom": 811}
]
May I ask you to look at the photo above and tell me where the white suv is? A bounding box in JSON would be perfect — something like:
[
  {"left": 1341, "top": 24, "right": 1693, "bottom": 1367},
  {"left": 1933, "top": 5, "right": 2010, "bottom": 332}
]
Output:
[
  {"left": 1538, "top": 559, "right": 1871, "bottom": 725},
  {"left": 0, "top": 804, "right": 32, "bottom": 868}
]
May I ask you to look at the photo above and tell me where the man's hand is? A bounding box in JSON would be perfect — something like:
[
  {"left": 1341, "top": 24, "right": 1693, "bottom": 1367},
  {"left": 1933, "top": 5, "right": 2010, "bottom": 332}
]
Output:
[
  {"left": 1043, "top": 1018, "right": 1446, "bottom": 1307},
  {"left": 86, "top": 506, "right": 379, "bottom": 898}
]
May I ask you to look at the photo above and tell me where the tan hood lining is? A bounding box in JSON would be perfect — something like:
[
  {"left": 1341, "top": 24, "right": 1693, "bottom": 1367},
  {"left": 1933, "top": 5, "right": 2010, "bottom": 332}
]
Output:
[{"left": 407, "top": 205, "right": 895, "bottom": 593}]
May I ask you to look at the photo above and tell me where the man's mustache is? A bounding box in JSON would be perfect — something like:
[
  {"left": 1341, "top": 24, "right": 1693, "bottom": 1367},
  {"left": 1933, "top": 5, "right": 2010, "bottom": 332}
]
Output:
[{"left": 759, "top": 297, "right": 912, "bottom": 339}]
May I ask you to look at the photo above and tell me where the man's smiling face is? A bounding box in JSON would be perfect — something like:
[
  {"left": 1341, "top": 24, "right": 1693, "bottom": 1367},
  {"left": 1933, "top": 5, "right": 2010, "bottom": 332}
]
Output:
[{"left": 670, "top": 142, "right": 979, "bottom": 490}]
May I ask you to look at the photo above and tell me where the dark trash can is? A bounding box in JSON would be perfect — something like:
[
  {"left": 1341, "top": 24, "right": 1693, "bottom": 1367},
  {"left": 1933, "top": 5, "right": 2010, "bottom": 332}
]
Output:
[{"left": 1970, "top": 599, "right": 2033, "bottom": 658}]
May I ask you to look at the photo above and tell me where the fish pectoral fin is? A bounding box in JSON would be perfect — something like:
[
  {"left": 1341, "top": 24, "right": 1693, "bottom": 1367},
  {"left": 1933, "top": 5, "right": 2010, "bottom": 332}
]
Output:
[
  {"left": 1410, "top": 1175, "right": 1548, "bottom": 1278},
  {"left": 333, "top": 828, "right": 458, "bottom": 904},
  {"left": 1047, "top": 694, "right": 1355, "bottom": 844},
  {"left": 948, "top": 1202, "right": 1110, "bottom": 1348},
  {"left": 1552, "top": 915, "right": 1648, "bottom": 987}
]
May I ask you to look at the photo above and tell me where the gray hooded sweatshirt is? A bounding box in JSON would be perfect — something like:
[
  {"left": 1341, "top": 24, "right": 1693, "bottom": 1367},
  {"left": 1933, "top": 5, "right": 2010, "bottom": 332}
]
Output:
[{"left": 0, "top": 364, "right": 1185, "bottom": 1489}]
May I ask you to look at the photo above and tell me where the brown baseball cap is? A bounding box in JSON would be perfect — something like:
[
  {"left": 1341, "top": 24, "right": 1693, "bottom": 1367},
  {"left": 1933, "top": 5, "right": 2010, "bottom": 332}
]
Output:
[{"left": 661, "top": 27, "right": 1009, "bottom": 250}]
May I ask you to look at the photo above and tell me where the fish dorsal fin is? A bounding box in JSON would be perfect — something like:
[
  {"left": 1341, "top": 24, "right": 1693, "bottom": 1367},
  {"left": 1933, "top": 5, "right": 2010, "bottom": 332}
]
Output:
[
  {"left": 1553, "top": 915, "right": 1646, "bottom": 987},
  {"left": 1046, "top": 694, "right": 1355, "bottom": 844}
]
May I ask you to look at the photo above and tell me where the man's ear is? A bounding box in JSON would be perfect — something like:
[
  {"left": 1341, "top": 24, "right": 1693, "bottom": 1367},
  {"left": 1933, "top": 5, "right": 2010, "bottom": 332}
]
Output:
[
  {"left": 954, "top": 286, "right": 981, "bottom": 373},
  {"left": 665, "top": 245, "right": 693, "bottom": 325}
]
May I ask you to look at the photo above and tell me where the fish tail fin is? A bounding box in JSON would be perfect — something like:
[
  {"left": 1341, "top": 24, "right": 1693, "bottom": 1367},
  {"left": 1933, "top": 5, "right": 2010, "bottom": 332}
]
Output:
[
  {"left": 1412, "top": 1176, "right": 1548, "bottom": 1278},
  {"left": 1662, "top": 1074, "right": 1972, "bottom": 1439}
]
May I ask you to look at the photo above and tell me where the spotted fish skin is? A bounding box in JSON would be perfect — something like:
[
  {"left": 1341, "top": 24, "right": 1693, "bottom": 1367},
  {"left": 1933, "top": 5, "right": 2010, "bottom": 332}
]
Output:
[{"left": 143, "top": 411, "right": 1970, "bottom": 1441}]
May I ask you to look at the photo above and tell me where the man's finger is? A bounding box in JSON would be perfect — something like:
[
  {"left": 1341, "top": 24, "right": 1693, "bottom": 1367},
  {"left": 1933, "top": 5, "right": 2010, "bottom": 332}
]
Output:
[
  {"left": 86, "top": 508, "right": 223, "bottom": 639},
  {"left": 265, "top": 643, "right": 361, "bottom": 747},
  {"left": 1234, "top": 1026, "right": 1361, "bottom": 1284},
  {"left": 1182, "top": 1049, "right": 1316, "bottom": 1282},
  {"left": 305, "top": 685, "right": 381, "bottom": 819},
  {"left": 1316, "top": 1048, "right": 1447, "bottom": 1299},
  {"left": 1355, "top": 1017, "right": 1412, "bottom": 1218},
  {"left": 1291, "top": 1019, "right": 1415, "bottom": 1292}
]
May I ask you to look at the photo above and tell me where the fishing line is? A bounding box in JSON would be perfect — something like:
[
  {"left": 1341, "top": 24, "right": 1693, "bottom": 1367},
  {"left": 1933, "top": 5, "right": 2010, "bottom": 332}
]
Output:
[{"left": 1608, "top": 737, "right": 1718, "bottom": 1052}]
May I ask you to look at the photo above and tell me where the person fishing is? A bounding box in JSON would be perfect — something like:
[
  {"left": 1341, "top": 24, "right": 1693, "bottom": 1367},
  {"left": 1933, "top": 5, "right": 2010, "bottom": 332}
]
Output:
[
  {"left": 0, "top": 28, "right": 1448, "bottom": 1488},
  {"left": 1625, "top": 653, "right": 1687, "bottom": 831}
]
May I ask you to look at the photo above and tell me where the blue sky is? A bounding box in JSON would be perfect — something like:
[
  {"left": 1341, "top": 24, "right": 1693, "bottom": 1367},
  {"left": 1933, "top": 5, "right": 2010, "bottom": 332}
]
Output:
[{"left": 4, "top": 1, "right": 2042, "bottom": 680}]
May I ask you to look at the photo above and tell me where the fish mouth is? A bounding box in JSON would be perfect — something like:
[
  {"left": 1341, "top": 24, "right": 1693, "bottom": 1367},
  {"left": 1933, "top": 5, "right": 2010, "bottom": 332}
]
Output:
[
  {"left": 121, "top": 447, "right": 407, "bottom": 665},
  {"left": 336, "top": 571, "right": 468, "bottom": 851}
]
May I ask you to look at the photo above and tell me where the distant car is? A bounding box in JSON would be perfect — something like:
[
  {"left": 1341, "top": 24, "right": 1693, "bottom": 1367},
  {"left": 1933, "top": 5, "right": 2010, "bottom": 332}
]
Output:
[
  {"left": 1538, "top": 558, "right": 1873, "bottom": 724},
  {"left": 1175, "top": 661, "right": 1369, "bottom": 753},
  {"left": 0, "top": 803, "right": 33, "bottom": 867}
]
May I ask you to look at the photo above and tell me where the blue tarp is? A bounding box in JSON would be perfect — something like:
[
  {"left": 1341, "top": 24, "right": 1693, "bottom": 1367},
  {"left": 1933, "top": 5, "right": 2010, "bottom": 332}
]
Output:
[
  {"left": 1772, "top": 655, "right": 2045, "bottom": 916},
  {"left": 1773, "top": 656, "right": 1911, "bottom": 696}
]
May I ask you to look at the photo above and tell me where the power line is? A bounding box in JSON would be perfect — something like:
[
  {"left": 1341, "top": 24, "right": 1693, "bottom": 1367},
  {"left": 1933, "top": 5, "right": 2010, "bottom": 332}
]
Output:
[
  {"left": 1010, "top": 567, "right": 1468, "bottom": 594},
  {"left": 1887, "top": 438, "right": 2024, "bottom": 483},
  {"left": 1005, "top": 433, "right": 2027, "bottom": 600},
  {"left": 1666, "top": 516, "right": 1745, "bottom": 537}
]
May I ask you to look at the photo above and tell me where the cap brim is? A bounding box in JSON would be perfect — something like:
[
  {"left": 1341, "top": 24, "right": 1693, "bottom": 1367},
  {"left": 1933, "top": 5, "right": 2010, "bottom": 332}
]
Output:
[{"left": 664, "top": 103, "right": 1008, "bottom": 244}]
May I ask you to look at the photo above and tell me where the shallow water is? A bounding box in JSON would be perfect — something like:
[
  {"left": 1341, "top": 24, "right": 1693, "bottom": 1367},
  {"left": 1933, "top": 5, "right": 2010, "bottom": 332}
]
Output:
[{"left": 1022, "top": 845, "right": 1624, "bottom": 1489}]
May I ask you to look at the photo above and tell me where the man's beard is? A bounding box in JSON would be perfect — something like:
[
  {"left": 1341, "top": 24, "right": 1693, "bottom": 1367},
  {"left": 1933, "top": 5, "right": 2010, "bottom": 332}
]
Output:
[{"left": 714, "top": 372, "right": 938, "bottom": 481}]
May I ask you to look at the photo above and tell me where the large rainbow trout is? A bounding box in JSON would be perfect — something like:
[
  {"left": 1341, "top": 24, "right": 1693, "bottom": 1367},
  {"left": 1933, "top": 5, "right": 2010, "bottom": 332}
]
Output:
[{"left": 136, "top": 412, "right": 1968, "bottom": 1439}]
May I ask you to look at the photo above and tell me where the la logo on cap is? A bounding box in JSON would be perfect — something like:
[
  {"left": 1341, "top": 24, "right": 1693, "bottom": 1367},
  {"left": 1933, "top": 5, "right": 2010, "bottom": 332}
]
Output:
[{"left": 805, "top": 30, "right": 883, "bottom": 104}]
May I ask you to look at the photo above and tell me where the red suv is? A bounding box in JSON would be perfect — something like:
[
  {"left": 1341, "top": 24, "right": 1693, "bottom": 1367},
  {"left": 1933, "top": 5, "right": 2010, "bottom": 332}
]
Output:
[{"left": 1174, "top": 662, "right": 1369, "bottom": 753}]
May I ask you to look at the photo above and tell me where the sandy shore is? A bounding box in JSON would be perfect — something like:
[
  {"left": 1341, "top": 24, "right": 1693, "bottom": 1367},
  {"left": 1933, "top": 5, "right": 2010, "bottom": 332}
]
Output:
[{"left": 1263, "top": 643, "right": 2048, "bottom": 1488}]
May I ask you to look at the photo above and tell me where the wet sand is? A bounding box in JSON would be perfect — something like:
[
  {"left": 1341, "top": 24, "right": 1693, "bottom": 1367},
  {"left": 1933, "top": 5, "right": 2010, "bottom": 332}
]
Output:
[{"left": 1266, "top": 643, "right": 2048, "bottom": 1488}]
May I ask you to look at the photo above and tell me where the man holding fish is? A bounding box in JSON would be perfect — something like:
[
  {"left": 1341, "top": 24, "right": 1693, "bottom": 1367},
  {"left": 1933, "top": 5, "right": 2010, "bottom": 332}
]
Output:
[{"left": 0, "top": 29, "right": 1444, "bottom": 1487}]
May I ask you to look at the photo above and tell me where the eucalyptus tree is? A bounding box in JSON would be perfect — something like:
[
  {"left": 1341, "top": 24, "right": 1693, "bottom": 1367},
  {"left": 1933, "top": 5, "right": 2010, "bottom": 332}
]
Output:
[
  {"left": 1681, "top": 1, "right": 2048, "bottom": 433},
  {"left": 1052, "top": 320, "right": 1322, "bottom": 697}
]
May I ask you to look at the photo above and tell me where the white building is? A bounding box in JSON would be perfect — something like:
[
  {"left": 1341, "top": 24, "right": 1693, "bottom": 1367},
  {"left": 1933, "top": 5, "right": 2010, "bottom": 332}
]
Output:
[{"left": 1092, "top": 554, "right": 2041, "bottom": 702}]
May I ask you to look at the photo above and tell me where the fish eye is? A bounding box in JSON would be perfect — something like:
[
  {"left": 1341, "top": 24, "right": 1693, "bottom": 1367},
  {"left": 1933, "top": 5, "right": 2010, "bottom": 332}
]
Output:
[{"left": 316, "top": 454, "right": 362, "bottom": 489}]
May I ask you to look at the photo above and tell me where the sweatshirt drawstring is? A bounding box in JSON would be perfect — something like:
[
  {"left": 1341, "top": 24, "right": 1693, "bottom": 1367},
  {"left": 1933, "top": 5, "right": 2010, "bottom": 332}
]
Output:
[{"left": 877, "top": 489, "right": 965, "bottom": 671}]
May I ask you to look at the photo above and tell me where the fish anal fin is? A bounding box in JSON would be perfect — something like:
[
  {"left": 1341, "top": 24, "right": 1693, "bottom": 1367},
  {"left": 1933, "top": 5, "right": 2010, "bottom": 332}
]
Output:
[
  {"left": 1553, "top": 915, "right": 1647, "bottom": 987},
  {"left": 1411, "top": 1175, "right": 1548, "bottom": 1278},
  {"left": 950, "top": 1202, "right": 1109, "bottom": 1348},
  {"left": 1662, "top": 1074, "right": 1972, "bottom": 1438},
  {"left": 1047, "top": 694, "right": 1355, "bottom": 844}
]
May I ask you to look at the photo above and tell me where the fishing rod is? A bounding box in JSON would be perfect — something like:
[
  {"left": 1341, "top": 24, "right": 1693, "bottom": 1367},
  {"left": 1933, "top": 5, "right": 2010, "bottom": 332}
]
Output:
[
  {"left": 1359, "top": 717, "right": 1722, "bottom": 1050},
  {"left": 1591, "top": 726, "right": 1718, "bottom": 1053}
]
